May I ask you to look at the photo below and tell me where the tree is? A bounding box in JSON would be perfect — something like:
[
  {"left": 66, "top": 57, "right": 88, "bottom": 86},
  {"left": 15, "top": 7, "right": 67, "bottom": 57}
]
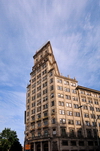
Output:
[
  {"left": 0, "top": 128, "right": 22, "bottom": 151},
  {"left": 10, "top": 141, "right": 22, "bottom": 151}
]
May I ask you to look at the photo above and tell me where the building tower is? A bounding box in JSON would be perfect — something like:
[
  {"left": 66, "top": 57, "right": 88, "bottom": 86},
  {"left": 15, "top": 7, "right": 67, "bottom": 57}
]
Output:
[{"left": 25, "top": 41, "right": 100, "bottom": 151}]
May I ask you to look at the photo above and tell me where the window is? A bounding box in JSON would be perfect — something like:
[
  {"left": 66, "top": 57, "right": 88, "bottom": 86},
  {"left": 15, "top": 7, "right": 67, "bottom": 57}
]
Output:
[
  {"left": 51, "top": 101, "right": 54, "bottom": 106},
  {"left": 44, "top": 120, "right": 48, "bottom": 126},
  {"left": 94, "top": 99, "right": 98, "bottom": 105},
  {"left": 50, "top": 78, "right": 53, "bottom": 83},
  {"left": 49, "top": 71, "right": 53, "bottom": 77},
  {"left": 58, "top": 93, "right": 64, "bottom": 98},
  {"left": 59, "top": 101, "right": 64, "bottom": 106},
  {"left": 64, "top": 81, "right": 69, "bottom": 85},
  {"left": 66, "top": 95, "right": 71, "bottom": 100},
  {"left": 96, "top": 107, "right": 100, "bottom": 112},
  {"left": 84, "top": 113, "right": 89, "bottom": 118},
  {"left": 83, "top": 105, "right": 88, "bottom": 110},
  {"left": 62, "top": 140, "right": 68, "bottom": 146},
  {"left": 70, "top": 141, "right": 76, "bottom": 146},
  {"left": 61, "top": 128, "right": 66, "bottom": 136},
  {"left": 42, "top": 63, "right": 46, "bottom": 69},
  {"left": 44, "top": 130, "right": 48, "bottom": 136},
  {"left": 88, "top": 99, "right": 92, "bottom": 104},
  {"left": 52, "top": 128, "right": 56, "bottom": 135},
  {"left": 37, "top": 67, "right": 41, "bottom": 73},
  {"left": 69, "top": 129, "right": 75, "bottom": 137},
  {"left": 31, "top": 123, "right": 35, "bottom": 129},
  {"left": 37, "top": 122, "right": 41, "bottom": 127},
  {"left": 27, "top": 112, "right": 29, "bottom": 116},
  {"left": 71, "top": 83, "right": 76, "bottom": 87},
  {"left": 86, "top": 92, "right": 91, "bottom": 96},
  {"left": 92, "top": 122, "right": 96, "bottom": 127},
  {"left": 32, "top": 78, "right": 36, "bottom": 83},
  {"left": 91, "top": 114, "right": 95, "bottom": 119},
  {"left": 37, "top": 106, "right": 41, "bottom": 112},
  {"left": 31, "top": 72, "right": 36, "bottom": 77},
  {"left": 43, "top": 89, "right": 47, "bottom": 95},
  {"left": 37, "top": 92, "right": 41, "bottom": 98},
  {"left": 88, "top": 141, "right": 93, "bottom": 146},
  {"left": 32, "top": 95, "right": 36, "bottom": 101},
  {"left": 50, "top": 85, "right": 54, "bottom": 91},
  {"left": 31, "top": 115, "right": 35, "bottom": 121},
  {"left": 31, "top": 132, "right": 35, "bottom": 138},
  {"left": 74, "top": 112, "right": 80, "bottom": 117},
  {"left": 42, "top": 69, "right": 47, "bottom": 75},
  {"left": 37, "top": 79, "right": 41, "bottom": 85},
  {"left": 72, "top": 96, "right": 78, "bottom": 101},
  {"left": 27, "top": 99, "right": 30, "bottom": 103},
  {"left": 59, "top": 110, "right": 65, "bottom": 115},
  {"left": 57, "top": 86, "right": 63, "bottom": 90},
  {"left": 77, "top": 129, "right": 82, "bottom": 137},
  {"left": 32, "top": 89, "right": 36, "bottom": 94},
  {"left": 27, "top": 105, "right": 29, "bottom": 109},
  {"left": 80, "top": 91, "right": 85, "bottom": 94},
  {"left": 37, "top": 86, "right": 41, "bottom": 92},
  {"left": 51, "top": 93, "right": 54, "bottom": 98},
  {"left": 76, "top": 120, "right": 81, "bottom": 125},
  {"left": 52, "top": 118, "right": 56, "bottom": 124},
  {"left": 67, "top": 111, "right": 73, "bottom": 116},
  {"left": 82, "top": 98, "right": 86, "bottom": 102},
  {"left": 74, "top": 104, "right": 79, "bottom": 109},
  {"left": 37, "top": 99, "right": 41, "bottom": 106},
  {"left": 43, "top": 82, "right": 47, "bottom": 88},
  {"left": 43, "top": 103, "right": 48, "bottom": 109},
  {"left": 44, "top": 111, "right": 48, "bottom": 117},
  {"left": 32, "top": 83, "right": 36, "bottom": 88},
  {"left": 85, "top": 121, "right": 90, "bottom": 126},
  {"left": 42, "top": 75, "right": 47, "bottom": 81},
  {"left": 37, "top": 74, "right": 41, "bottom": 79},
  {"left": 27, "top": 93, "right": 30, "bottom": 97},
  {"left": 32, "top": 102, "right": 35, "bottom": 107},
  {"left": 72, "top": 89, "right": 77, "bottom": 94},
  {"left": 89, "top": 106, "right": 94, "bottom": 111},
  {"left": 79, "top": 141, "right": 84, "bottom": 146},
  {"left": 37, "top": 114, "right": 41, "bottom": 119},
  {"left": 57, "top": 79, "right": 62, "bottom": 83},
  {"left": 60, "top": 118, "right": 66, "bottom": 124},
  {"left": 64, "top": 88, "right": 70, "bottom": 92},
  {"left": 66, "top": 103, "right": 72, "bottom": 107},
  {"left": 43, "top": 96, "right": 48, "bottom": 102},
  {"left": 38, "top": 132, "right": 41, "bottom": 136},
  {"left": 31, "top": 109, "right": 35, "bottom": 114},
  {"left": 51, "top": 109, "right": 55, "bottom": 114},
  {"left": 68, "top": 119, "right": 74, "bottom": 125},
  {"left": 97, "top": 115, "right": 100, "bottom": 119}
]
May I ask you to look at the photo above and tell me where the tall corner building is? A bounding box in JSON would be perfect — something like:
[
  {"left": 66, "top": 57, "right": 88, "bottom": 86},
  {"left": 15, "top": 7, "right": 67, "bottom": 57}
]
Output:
[{"left": 24, "top": 41, "right": 100, "bottom": 151}]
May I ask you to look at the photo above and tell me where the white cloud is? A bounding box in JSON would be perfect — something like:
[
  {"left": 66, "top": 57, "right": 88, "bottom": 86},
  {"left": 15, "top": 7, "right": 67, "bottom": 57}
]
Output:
[{"left": 0, "top": 90, "right": 26, "bottom": 145}]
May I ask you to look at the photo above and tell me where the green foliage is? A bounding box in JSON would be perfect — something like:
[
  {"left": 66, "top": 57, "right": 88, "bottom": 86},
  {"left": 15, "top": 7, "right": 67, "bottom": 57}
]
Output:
[{"left": 0, "top": 128, "right": 22, "bottom": 151}]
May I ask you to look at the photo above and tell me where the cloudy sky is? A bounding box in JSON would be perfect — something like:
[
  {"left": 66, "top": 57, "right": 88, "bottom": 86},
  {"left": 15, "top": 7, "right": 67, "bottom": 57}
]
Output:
[{"left": 0, "top": 0, "right": 100, "bottom": 145}]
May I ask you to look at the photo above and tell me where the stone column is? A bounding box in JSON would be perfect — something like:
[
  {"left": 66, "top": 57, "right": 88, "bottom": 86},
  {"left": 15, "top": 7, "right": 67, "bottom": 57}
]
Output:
[
  {"left": 48, "top": 141, "right": 51, "bottom": 151},
  {"left": 33, "top": 142, "right": 35, "bottom": 151},
  {"left": 40, "top": 141, "right": 43, "bottom": 151}
]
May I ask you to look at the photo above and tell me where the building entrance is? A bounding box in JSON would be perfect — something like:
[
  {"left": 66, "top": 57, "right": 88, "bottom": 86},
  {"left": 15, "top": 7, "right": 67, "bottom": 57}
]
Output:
[
  {"left": 37, "top": 144, "right": 40, "bottom": 151},
  {"left": 43, "top": 142, "right": 48, "bottom": 151}
]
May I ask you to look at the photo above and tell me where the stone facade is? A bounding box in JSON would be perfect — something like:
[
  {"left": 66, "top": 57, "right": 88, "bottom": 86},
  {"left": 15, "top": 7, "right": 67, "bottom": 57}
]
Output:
[{"left": 24, "top": 41, "right": 100, "bottom": 151}]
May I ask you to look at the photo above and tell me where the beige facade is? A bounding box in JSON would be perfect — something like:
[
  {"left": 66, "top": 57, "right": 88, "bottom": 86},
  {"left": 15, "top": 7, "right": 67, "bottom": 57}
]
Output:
[{"left": 24, "top": 41, "right": 100, "bottom": 151}]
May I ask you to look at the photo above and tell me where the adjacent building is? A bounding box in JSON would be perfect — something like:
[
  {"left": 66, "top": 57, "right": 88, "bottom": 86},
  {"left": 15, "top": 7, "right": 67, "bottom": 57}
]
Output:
[{"left": 24, "top": 41, "right": 100, "bottom": 151}]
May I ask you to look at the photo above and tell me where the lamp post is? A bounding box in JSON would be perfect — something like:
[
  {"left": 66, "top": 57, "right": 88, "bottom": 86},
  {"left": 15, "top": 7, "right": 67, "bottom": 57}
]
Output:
[{"left": 78, "top": 103, "right": 99, "bottom": 150}]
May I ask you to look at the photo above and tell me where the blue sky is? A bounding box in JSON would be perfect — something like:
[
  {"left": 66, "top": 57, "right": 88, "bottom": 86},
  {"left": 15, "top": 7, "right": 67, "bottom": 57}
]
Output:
[{"left": 0, "top": 0, "right": 100, "bottom": 145}]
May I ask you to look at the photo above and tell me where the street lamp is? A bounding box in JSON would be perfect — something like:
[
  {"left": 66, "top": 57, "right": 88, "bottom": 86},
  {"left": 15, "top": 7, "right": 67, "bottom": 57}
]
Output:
[{"left": 78, "top": 103, "right": 99, "bottom": 149}]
